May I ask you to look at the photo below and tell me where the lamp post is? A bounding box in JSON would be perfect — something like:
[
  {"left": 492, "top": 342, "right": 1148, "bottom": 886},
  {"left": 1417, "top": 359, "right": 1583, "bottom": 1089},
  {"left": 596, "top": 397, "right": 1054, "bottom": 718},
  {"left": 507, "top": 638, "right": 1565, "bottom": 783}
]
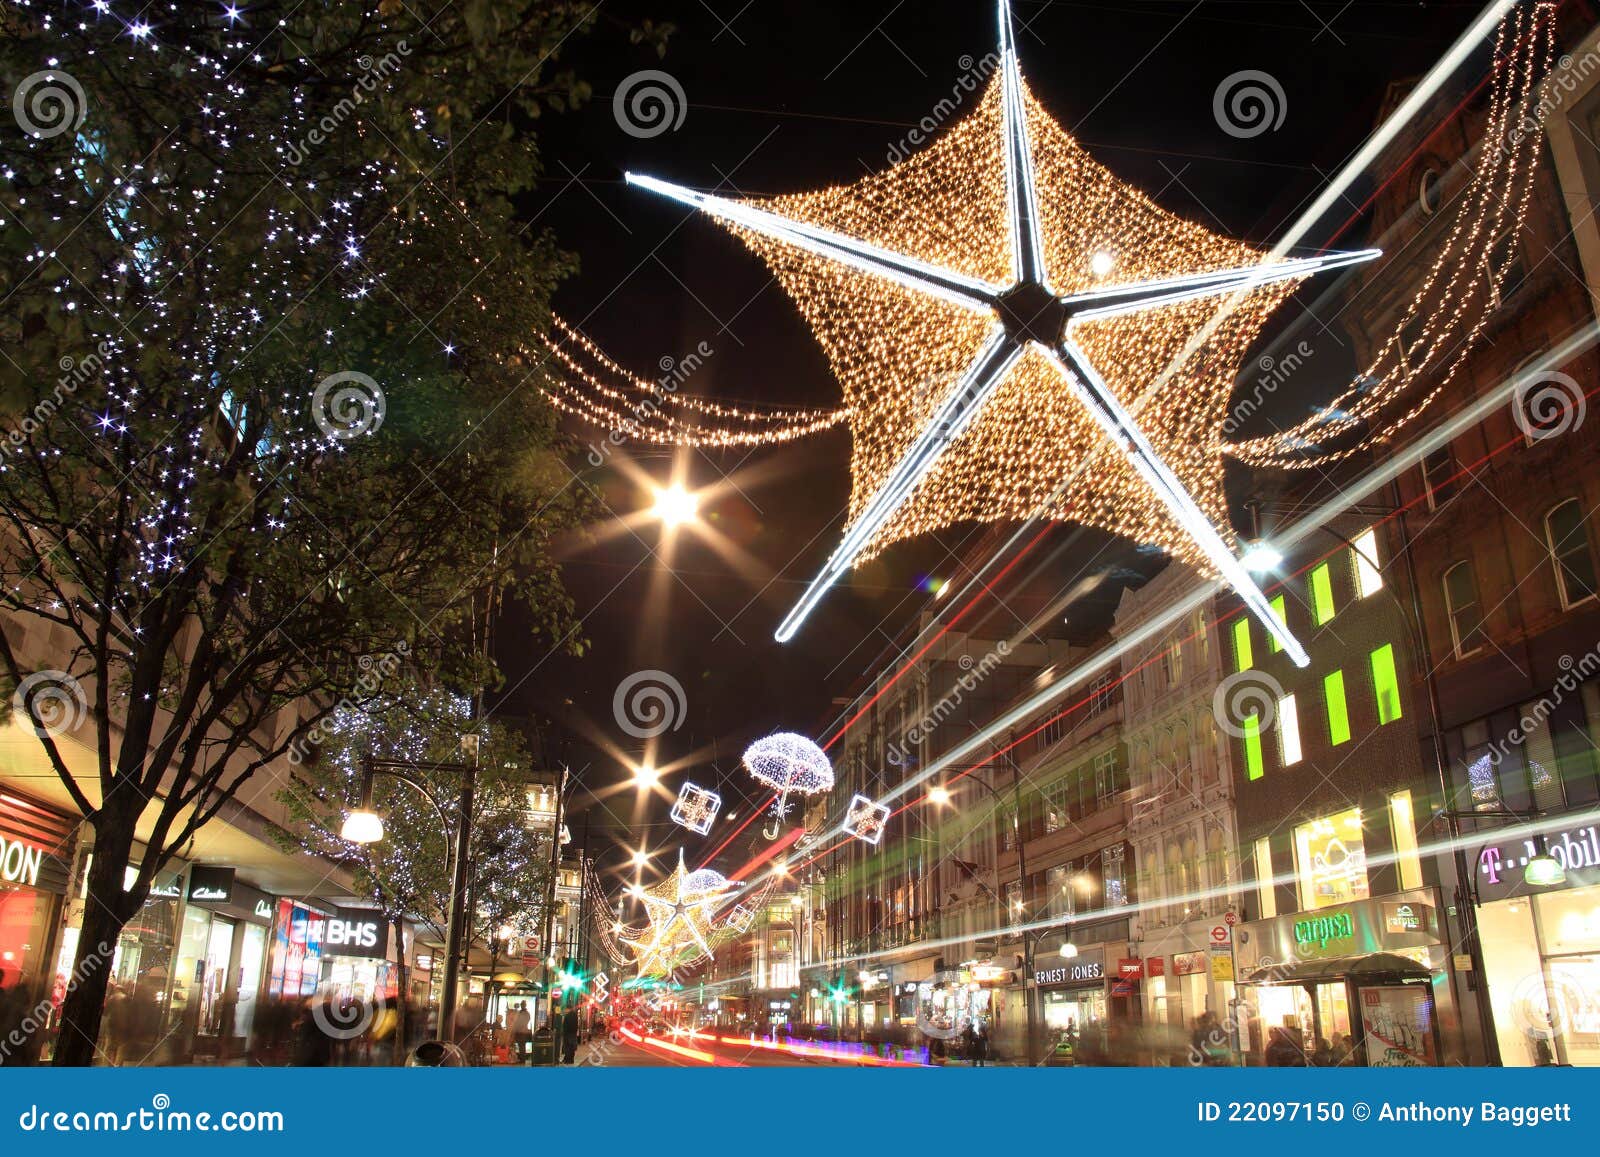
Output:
[
  {"left": 341, "top": 756, "right": 476, "bottom": 1043},
  {"left": 930, "top": 755, "right": 1040, "bottom": 1066}
]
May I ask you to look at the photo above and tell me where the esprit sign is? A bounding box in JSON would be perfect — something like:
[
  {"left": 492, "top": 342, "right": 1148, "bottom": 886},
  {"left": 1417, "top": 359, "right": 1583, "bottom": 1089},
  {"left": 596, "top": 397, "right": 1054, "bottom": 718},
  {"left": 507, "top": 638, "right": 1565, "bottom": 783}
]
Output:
[
  {"left": 1293, "top": 911, "right": 1354, "bottom": 950},
  {"left": 325, "top": 910, "right": 388, "bottom": 958},
  {"left": 0, "top": 834, "right": 44, "bottom": 886}
]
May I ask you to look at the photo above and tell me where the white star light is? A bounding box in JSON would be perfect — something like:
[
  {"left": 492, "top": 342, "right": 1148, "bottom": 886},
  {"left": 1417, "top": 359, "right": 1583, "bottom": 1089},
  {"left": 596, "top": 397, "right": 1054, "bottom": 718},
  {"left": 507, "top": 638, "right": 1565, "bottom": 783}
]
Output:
[{"left": 628, "top": 0, "right": 1380, "bottom": 668}]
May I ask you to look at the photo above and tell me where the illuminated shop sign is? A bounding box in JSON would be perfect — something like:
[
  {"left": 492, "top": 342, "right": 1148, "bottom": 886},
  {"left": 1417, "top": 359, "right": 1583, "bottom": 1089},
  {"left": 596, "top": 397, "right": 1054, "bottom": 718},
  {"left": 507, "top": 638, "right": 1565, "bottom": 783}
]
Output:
[
  {"left": 1381, "top": 902, "right": 1433, "bottom": 935},
  {"left": 1293, "top": 911, "right": 1354, "bottom": 950},
  {"left": 187, "top": 865, "right": 236, "bottom": 903},
  {"left": 0, "top": 834, "right": 43, "bottom": 886},
  {"left": 1477, "top": 824, "right": 1599, "bottom": 902},
  {"left": 1034, "top": 951, "right": 1105, "bottom": 986},
  {"left": 325, "top": 908, "right": 389, "bottom": 958}
]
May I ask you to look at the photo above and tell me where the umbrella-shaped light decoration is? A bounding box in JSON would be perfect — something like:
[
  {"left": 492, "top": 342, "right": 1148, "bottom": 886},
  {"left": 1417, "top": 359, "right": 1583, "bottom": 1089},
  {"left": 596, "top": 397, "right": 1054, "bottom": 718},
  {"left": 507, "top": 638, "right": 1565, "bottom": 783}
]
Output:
[{"left": 743, "top": 731, "right": 835, "bottom": 838}]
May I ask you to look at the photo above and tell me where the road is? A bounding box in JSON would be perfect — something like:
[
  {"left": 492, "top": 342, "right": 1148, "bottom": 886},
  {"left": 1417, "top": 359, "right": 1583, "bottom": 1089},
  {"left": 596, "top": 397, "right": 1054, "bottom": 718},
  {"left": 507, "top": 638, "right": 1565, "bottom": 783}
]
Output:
[{"left": 576, "top": 1031, "right": 930, "bottom": 1068}]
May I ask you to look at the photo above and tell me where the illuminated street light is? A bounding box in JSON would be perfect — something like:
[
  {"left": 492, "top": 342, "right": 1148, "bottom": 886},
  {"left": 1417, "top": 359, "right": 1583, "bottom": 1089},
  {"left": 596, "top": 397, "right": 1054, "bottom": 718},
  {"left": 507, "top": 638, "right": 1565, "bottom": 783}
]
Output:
[
  {"left": 927, "top": 786, "right": 952, "bottom": 806},
  {"left": 1239, "top": 541, "right": 1285, "bottom": 574},
  {"left": 631, "top": 849, "right": 651, "bottom": 868},
  {"left": 631, "top": 763, "right": 660, "bottom": 789},
  {"left": 340, "top": 808, "right": 384, "bottom": 844},
  {"left": 650, "top": 482, "right": 699, "bottom": 528}
]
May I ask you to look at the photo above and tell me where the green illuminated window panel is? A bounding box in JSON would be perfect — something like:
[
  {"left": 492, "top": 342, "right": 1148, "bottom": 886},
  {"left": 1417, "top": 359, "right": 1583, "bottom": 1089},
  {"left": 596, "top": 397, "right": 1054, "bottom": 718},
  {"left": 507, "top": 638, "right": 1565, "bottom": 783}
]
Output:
[
  {"left": 1242, "top": 713, "right": 1265, "bottom": 780},
  {"left": 1268, "top": 595, "right": 1287, "bottom": 653},
  {"left": 1324, "top": 669, "right": 1351, "bottom": 745},
  {"left": 1310, "top": 563, "right": 1336, "bottom": 626},
  {"left": 1370, "top": 643, "right": 1403, "bottom": 725},
  {"left": 1232, "top": 619, "right": 1253, "bottom": 672}
]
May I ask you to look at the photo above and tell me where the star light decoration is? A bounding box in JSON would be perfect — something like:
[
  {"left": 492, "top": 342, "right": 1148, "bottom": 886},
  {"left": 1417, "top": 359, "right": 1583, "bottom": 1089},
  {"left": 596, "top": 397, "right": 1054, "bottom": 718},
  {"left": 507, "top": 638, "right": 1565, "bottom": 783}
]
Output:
[
  {"left": 742, "top": 731, "right": 836, "bottom": 838},
  {"left": 618, "top": 852, "right": 741, "bottom": 978},
  {"left": 670, "top": 780, "right": 722, "bottom": 835},
  {"left": 628, "top": 0, "right": 1386, "bottom": 667}
]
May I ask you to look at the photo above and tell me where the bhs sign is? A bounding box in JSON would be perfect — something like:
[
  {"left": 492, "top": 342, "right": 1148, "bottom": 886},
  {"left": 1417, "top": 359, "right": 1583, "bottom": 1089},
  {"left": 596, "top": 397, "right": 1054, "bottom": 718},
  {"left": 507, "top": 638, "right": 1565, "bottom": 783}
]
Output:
[{"left": 326, "top": 909, "right": 389, "bottom": 958}]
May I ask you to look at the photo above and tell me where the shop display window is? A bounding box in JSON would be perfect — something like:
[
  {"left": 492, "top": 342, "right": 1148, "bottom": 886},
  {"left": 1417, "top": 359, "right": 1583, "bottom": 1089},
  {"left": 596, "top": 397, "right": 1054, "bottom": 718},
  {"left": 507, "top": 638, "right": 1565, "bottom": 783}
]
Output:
[{"left": 1293, "top": 807, "right": 1369, "bottom": 911}]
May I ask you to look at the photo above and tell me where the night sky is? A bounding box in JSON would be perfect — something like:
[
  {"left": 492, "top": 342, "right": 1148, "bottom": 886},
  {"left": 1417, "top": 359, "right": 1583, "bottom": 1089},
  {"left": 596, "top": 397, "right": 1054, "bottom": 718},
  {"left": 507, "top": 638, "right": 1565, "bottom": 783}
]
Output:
[{"left": 489, "top": 0, "right": 1491, "bottom": 872}]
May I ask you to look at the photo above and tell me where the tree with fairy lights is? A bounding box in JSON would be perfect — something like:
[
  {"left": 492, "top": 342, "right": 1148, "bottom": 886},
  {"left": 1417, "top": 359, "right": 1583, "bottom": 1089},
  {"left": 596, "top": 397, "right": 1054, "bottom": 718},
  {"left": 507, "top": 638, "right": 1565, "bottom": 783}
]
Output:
[
  {"left": 273, "top": 684, "right": 552, "bottom": 1056},
  {"left": 0, "top": 2, "right": 660, "bottom": 1064}
]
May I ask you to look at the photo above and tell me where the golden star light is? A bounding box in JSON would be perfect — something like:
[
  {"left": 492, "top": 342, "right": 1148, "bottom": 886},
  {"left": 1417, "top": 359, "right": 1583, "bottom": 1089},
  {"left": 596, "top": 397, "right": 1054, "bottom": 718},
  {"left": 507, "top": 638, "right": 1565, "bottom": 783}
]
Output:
[
  {"left": 619, "top": 853, "right": 740, "bottom": 978},
  {"left": 628, "top": 0, "right": 1383, "bottom": 667}
]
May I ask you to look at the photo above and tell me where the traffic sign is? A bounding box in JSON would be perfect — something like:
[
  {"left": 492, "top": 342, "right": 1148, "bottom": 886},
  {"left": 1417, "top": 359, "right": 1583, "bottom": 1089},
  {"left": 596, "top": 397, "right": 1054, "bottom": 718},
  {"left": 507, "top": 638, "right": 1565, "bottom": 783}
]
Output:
[
  {"left": 1224, "top": 910, "right": 1237, "bottom": 926},
  {"left": 1209, "top": 924, "right": 1231, "bottom": 946}
]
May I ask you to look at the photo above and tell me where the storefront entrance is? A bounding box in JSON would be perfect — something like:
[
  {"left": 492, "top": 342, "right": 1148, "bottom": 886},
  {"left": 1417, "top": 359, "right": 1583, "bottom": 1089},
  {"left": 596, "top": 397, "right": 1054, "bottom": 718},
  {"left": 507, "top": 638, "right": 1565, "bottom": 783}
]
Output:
[{"left": 0, "top": 791, "right": 76, "bottom": 1064}]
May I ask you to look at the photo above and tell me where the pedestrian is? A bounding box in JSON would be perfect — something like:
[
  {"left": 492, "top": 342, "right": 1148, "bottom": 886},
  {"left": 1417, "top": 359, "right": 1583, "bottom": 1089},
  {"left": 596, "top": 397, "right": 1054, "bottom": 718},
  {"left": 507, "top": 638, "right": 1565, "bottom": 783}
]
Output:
[
  {"left": 560, "top": 1002, "right": 580, "bottom": 1065},
  {"left": 509, "top": 1001, "right": 532, "bottom": 1063},
  {"left": 102, "top": 983, "right": 131, "bottom": 1067},
  {"left": 1310, "top": 1036, "right": 1333, "bottom": 1066},
  {"left": 293, "top": 996, "right": 335, "bottom": 1067},
  {"left": 1265, "top": 1025, "right": 1305, "bottom": 1066},
  {"left": 964, "top": 1019, "right": 987, "bottom": 1066}
]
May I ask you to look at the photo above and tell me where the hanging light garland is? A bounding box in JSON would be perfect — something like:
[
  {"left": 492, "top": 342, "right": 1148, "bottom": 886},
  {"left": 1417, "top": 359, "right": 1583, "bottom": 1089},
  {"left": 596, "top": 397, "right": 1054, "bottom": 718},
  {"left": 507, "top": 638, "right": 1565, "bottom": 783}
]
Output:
[{"left": 1229, "top": 2, "right": 1556, "bottom": 468}]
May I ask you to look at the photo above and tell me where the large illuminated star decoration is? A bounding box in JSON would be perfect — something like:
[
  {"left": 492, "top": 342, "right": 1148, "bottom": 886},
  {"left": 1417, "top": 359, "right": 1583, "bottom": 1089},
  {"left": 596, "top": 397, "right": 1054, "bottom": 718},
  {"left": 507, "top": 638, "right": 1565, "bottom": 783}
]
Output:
[
  {"left": 619, "top": 853, "right": 741, "bottom": 978},
  {"left": 628, "top": 0, "right": 1384, "bottom": 667}
]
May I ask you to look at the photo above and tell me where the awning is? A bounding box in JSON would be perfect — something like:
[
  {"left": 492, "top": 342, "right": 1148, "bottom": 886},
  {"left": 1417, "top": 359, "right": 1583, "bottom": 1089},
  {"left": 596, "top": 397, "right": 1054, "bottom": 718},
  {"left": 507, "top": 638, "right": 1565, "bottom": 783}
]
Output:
[{"left": 1241, "top": 951, "right": 1432, "bottom": 985}]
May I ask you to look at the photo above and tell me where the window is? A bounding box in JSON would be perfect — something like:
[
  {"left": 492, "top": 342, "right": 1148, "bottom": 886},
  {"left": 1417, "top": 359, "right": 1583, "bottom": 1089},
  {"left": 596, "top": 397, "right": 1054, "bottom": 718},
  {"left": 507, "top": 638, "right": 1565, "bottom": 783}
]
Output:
[
  {"left": 1389, "top": 791, "right": 1424, "bottom": 890},
  {"left": 1418, "top": 167, "right": 1443, "bottom": 215},
  {"left": 1102, "top": 845, "right": 1127, "bottom": 907},
  {"left": 1254, "top": 837, "right": 1276, "bottom": 919},
  {"left": 1000, "top": 804, "right": 1017, "bottom": 851},
  {"left": 1443, "top": 561, "right": 1487, "bottom": 658},
  {"left": 1088, "top": 670, "right": 1116, "bottom": 715},
  {"left": 1004, "top": 880, "right": 1023, "bottom": 925},
  {"left": 1268, "top": 595, "right": 1287, "bottom": 653},
  {"left": 1046, "top": 864, "right": 1076, "bottom": 919},
  {"left": 1232, "top": 618, "right": 1253, "bottom": 672},
  {"left": 1546, "top": 499, "right": 1598, "bottom": 608},
  {"left": 1093, "top": 750, "right": 1120, "bottom": 805},
  {"left": 1241, "top": 712, "right": 1264, "bottom": 781},
  {"left": 1421, "top": 444, "right": 1459, "bottom": 510},
  {"left": 1370, "top": 643, "right": 1403, "bottom": 725},
  {"left": 1323, "top": 669, "right": 1351, "bottom": 745},
  {"left": 1277, "top": 693, "right": 1302, "bottom": 766},
  {"left": 1042, "top": 780, "right": 1071, "bottom": 834},
  {"left": 1352, "top": 527, "right": 1383, "bottom": 597},
  {"left": 1293, "top": 807, "right": 1370, "bottom": 911},
  {"left": 1042, "top": 714, "right": 1068, "bottom": 748},
  {"left": 1309, "top": 562, "right": 1336, "bottom": 626}
]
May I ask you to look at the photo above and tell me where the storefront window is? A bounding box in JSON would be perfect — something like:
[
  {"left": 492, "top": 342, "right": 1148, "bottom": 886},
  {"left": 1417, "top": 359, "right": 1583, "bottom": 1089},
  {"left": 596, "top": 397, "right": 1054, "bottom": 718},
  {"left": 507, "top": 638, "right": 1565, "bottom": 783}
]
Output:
[
  {"left": 1388, "top": 791, "right": 1424, "bottom": 890},
  {"left": 1293, "top": 808, "right": 1369, "bottom": 911}
]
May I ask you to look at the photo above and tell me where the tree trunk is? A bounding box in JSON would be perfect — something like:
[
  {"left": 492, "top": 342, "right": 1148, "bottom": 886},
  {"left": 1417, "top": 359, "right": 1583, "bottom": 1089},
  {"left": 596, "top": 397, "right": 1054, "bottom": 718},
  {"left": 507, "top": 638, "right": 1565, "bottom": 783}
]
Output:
[
  {"left": 390, "top": 915, "right": 408, "bottom": 1065},
  {"left": 52, "top": 819, "right": 138, "bottom": 1067}
]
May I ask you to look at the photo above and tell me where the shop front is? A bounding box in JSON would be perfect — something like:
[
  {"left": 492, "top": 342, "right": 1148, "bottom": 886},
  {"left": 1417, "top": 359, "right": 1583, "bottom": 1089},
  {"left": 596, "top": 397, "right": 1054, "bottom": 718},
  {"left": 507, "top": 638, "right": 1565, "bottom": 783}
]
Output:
[
  {"left": 168, "top": 867, "right": 275, "bottom": 1058},
  {"left": 1035, "top": 947, "right": 1107, "bottom": 1063},
  {"left": 1474, "top": 818, "right": 1600, "bottom": 1066},
  {"left": 1138, "top": 915, "right": 1239, "bottom": 1038},
  {"left": 1233, "top": 888, "right": 1453, "bottom": 1066},
  {"left": 320, "top": 907, "right": 399, "bottom": 1005},
  {"left": 0, "top": 790, "right": 75, "bottom": 1064}
]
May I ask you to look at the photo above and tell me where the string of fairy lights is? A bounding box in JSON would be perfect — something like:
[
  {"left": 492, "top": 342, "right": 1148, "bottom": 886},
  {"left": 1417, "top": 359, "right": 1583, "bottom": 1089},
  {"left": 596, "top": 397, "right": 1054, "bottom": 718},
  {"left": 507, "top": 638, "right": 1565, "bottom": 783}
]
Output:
[{"left": 1229, "top": 1, "right": 1555, "bottom": 468}]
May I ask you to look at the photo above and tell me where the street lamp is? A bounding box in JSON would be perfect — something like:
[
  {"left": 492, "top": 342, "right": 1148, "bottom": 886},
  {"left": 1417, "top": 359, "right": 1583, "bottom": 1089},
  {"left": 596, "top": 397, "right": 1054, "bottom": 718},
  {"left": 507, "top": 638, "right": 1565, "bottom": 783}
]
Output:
[
  {"left": 650, "top": 483, "right": 698, "bottom": 528},
  {"left": 341, "top": 756, "right": 478, "bottom": 1042}
]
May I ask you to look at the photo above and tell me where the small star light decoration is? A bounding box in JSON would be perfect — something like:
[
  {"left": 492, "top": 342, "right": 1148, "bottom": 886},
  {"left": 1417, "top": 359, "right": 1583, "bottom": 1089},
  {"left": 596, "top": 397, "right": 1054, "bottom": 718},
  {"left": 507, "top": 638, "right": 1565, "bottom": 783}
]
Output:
[
  {"left": 619, "top": 853, "right": 741, "bottom": 978},
  {"left": 670, "top": 781, "right": 722, "bottom": 835},
  {"left": 845, "top": 794, "right": 893, "bottom": 846}
]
